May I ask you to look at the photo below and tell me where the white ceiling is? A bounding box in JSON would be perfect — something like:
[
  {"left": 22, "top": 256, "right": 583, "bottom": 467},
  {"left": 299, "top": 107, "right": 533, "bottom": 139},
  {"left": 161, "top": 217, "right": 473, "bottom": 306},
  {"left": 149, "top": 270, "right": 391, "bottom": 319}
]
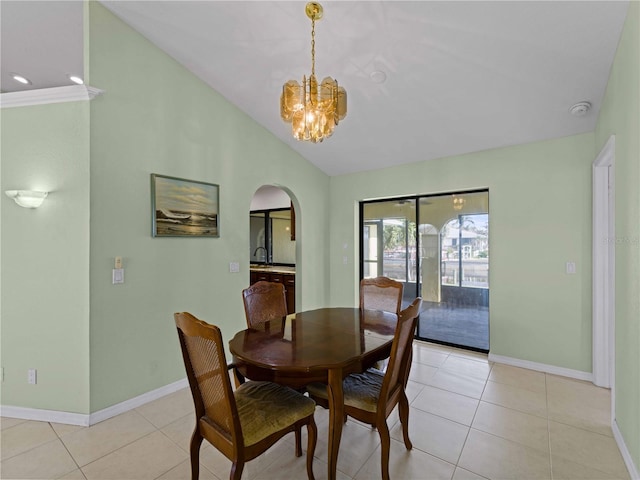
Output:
[{"left": 1, "top": 1, "right": 629, "bottom": 176}]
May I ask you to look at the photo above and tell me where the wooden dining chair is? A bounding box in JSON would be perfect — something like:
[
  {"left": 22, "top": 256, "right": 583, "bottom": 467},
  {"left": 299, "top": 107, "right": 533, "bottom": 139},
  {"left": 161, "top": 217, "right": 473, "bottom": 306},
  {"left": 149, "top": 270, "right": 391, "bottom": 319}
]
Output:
[
  {"left": 360, "top": 276, "right": 404, "bottom": 315},
  {"left": 306, "top": 297, "right": 423, "bottom": 480},
  {"left": 174, "top": 312, "right": 317, "bottom": 480},
  {"left": 242, "top": 281, "right": 288, "bottom": 328},
  {"left": 361, "top": 276, "right": 404, "bottom": 372}
]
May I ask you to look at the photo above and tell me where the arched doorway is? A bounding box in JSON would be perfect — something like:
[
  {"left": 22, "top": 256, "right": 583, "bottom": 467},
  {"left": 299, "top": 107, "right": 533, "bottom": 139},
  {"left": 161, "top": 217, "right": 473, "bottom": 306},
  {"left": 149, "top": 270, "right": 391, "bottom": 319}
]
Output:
[{"left": 249, "top": 185, "right": 298, "bottom": 312}]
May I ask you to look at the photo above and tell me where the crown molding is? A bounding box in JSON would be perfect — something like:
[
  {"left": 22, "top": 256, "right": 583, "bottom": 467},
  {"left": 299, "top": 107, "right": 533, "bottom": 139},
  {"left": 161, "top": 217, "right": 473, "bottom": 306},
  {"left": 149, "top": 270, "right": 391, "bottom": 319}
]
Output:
[{"left": 0, "top": 85, "right": 104, "bottom": 109}]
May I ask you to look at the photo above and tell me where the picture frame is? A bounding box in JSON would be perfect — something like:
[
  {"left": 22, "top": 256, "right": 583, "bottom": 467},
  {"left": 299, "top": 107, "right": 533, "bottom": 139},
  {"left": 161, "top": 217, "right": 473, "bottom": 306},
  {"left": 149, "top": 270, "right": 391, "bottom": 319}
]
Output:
[{"left": 151, "top": 174, "right": 219, "bottom": 237}]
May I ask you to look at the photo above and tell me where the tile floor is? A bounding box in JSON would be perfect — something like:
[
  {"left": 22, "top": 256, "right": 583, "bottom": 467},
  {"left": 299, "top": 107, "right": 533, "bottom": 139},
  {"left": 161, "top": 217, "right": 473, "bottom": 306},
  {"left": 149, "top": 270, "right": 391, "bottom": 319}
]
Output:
[{"left": 0, "top": 341, "right": 631, "bottom": 480}]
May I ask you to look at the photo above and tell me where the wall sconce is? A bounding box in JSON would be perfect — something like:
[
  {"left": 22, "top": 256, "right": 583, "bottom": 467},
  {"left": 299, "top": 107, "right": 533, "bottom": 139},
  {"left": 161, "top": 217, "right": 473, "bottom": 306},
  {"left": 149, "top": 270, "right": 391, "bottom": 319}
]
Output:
[{"left": 5, "top": 190, "right": 48, "bottom": 208}]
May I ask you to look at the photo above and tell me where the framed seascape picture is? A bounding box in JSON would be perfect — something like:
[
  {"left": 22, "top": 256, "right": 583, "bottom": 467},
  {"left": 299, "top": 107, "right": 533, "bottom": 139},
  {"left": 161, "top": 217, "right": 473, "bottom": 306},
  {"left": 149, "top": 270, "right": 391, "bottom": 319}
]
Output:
[{"left": 151, "top": 174, "right": 219, "bottom": 237}]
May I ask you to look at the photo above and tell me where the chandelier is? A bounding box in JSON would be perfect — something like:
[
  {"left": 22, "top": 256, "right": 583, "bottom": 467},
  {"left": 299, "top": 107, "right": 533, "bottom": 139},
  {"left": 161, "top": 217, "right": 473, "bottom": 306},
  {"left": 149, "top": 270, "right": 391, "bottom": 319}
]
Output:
[
  {"left": 280, "top": 2, "right": 347, "bottom": 143},
  {"left": 452, "top": 195, "right": 465, "bottom": 211}
]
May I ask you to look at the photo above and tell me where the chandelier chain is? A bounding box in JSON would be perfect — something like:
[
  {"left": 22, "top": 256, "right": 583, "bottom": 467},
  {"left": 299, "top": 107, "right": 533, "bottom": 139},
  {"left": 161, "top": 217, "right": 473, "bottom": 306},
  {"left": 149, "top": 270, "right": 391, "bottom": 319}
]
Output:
[{"left": 311, "top": 18, "right": 316, "bottom": 77}]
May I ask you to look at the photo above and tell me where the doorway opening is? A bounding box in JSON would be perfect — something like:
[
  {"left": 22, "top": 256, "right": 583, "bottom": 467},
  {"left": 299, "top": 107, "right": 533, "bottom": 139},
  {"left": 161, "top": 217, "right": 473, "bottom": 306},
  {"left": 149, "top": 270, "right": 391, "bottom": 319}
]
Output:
[
  {"left": 249, "top": 186, "right": 297, "bottom": 313},
  {"left": 360, "top": 190, "right": 489, "bottom": 352}
]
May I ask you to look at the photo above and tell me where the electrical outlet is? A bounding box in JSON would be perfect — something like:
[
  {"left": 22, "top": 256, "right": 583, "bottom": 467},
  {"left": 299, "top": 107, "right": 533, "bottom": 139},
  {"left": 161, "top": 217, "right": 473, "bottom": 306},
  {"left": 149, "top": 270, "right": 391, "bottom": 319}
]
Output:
[{"left": 28, "top": 369, "right": 37, "bottom": 385}]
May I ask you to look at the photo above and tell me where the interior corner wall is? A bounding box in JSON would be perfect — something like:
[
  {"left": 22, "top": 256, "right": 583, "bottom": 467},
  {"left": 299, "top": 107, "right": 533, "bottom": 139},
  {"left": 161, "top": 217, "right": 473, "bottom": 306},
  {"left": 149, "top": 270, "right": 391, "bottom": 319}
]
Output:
[
  {"left": 329, "top": 132, "right": 595, "bottom": 373},
  {"left": 0, "top": 101, "right": 91, "bottom": 414},
  {"left": 595, "top": 1, "right": 640, "bottom": 472},
  {"left": 88, "top": 3, "right": 330, "bottom": 412}
]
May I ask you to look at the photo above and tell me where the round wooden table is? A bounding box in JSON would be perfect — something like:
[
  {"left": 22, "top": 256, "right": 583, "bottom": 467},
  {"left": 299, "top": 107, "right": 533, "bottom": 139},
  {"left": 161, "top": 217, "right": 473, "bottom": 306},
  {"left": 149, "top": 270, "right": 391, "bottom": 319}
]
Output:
[{"left": 229, "top": 307, "right": 397, "bottom": 480}]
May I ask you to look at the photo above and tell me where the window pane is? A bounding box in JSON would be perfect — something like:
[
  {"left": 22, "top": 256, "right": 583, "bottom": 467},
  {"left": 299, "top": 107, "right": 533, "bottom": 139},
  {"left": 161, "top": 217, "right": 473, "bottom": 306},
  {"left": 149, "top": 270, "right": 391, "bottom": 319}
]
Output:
[{"left": 460, "top": 214, "right": 488, "bottom": 288}]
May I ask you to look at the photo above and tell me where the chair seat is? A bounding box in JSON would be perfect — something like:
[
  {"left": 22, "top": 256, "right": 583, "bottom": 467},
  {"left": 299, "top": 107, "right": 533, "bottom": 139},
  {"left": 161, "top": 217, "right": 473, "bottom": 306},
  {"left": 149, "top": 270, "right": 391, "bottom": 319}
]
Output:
[
  {"left": 235, "top": 381, "right": 316, "bottom": 447},
  {"left": 307, "top": 369, "right": 385, "bottom": 413}
]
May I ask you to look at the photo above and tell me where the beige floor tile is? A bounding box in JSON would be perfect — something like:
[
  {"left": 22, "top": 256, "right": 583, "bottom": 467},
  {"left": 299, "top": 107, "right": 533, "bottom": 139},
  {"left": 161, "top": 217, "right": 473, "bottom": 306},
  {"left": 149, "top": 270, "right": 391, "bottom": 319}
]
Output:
[
  {"left": 408, "top": 362, "right": 439, "bottom": 385},
  {"left": 412, "top": 385, "right": 479, "bottom": 426},
  {"left": 546, "top": 374, "right": 612, "bottom": 436},
  {"left": 441, "top": 355, "right": 492, "bottom": 380},
  {"left": 155, "top": 459, "right": 221, "bottom": 480},
  {"left": 1, "top": 417, "right": 27, "bottom": 430},
  {"left": 0, "top": 438, "right": 77, "bottom": 479},
  {"left": 472, "top": 401, "right": 549, "bottom": 452},
  {"left": 549, "top": 421, "right": 629, "bottom": 479},
  {"left": 452, "top": 466, "right": 489, "bottom": 480},
  {"left": 0, "top": 420, "right": 58, "bottom": 461},
  {"left": 160, "top": 413, "right": 196, "bottom": 453},
  {"left": 458, "top": 429, "right": 551, "bottom": 480},
  {"left": 252, "top": 441, "right": 342, "bottom": 480},
  {"left": 482, "top": 380, "right": 547, "bottom": 417},
  {"left": 61, "top": 409, "right": 156, "bottom": 466},
  {"left": 488, "top": 363, "right": 546, "bottom": 393},
  {"left": 312, "top": 418, "right": 380, "bottom": 478},
  {"left": 412, "top": 344, "right": 450, "bottom": 367},
  {"left": 448, "top": 349, "right": 491, "bottom": 363},
  {"left": 81, "top": 431, "right": 187, "bottom": 480},
  {"left": 51, "top": 422, "right": 86, "bottom": 438},
  {"left": 135, "top": 388, "right": 194, "bottom": 429},
  {"left": 60, "top": 469, "right": 88, "bottom": 479},
  {"left": 391, "top": 408, "right": 468, "bottom": 464},
  {"left": 428, "top": 369, "right": 487, "bottom": 399},
  {"left": 405, "top": 379, "right": 425, "bottom": 404},
  {"left": 551, "top": 455, "right": 628, "bottom": 479},
  {"left": 198, "top": 437, "right": 289, "bottom": 480},
  {"left": 354, "top": 438, "right": 456, "bottom": 480}
]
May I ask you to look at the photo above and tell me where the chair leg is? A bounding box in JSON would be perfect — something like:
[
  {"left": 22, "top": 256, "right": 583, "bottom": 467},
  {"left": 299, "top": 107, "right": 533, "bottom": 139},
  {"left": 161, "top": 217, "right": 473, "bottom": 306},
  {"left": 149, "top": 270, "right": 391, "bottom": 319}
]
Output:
[
  {"left": 189, "top": 430, "right": 203, "bottom": 480},
  {"left": 295, "top": 426, "right": 302, "bottom": 457},
  {"left": 306, "top": 416, "right": 318, "bottom": 480},
  {"left": 398, "top": 391, "right": 413, "bottom": 450},
  {"left": 378, "top": 421, "right": 391, "bottom": 480},
  {"left": 230, "top": 461, "right": 245, "bottom": 480}
]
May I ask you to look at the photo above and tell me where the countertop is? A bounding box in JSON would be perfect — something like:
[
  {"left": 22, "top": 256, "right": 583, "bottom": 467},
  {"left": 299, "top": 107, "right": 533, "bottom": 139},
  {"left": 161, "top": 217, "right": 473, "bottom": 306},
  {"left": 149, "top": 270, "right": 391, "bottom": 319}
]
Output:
[{"left": 250, "top": 265, "right": 296, "bottom": 274}]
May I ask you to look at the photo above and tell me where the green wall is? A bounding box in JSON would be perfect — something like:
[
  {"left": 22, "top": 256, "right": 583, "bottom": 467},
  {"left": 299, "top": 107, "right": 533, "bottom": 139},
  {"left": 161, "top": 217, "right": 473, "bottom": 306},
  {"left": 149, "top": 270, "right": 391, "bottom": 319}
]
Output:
[
  {"left": 329, "top": 133, "right": 595, "bottom": 373},
  {"left": 88, "top": 3, "right": 330, "bottom": 411},
  {"left": 595, "top": 1, "right": 640, "bottom": 470},
  {"left": 1, "top": 101, "right": 91, "bottom": 413}
]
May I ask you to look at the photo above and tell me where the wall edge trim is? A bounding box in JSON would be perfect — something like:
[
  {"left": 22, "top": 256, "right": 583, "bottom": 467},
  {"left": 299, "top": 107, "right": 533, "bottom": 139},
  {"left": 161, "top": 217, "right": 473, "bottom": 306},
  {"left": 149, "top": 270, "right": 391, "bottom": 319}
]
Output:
[
  {"left": 89, "top": 377, "right": 188, "bottom": 425},
  {"left": 612, "top": 419, "right": 640, "bottom": 479},
  {"left": 0, "top": 405, "right": 90, "bottom": 426},
  {"left": 488, "top": 353, "right": 593, "bottom": 382},
  {"left": 0, "top": 377, "right": 188, "bottom": 427}
]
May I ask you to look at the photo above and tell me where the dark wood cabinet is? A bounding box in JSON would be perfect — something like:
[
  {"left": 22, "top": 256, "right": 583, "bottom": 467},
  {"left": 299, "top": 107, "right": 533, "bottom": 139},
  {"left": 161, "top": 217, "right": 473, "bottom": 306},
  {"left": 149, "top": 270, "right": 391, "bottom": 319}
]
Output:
[
  {"left": 250, "top": 271, "right": 295, "bottom": 313},
  {"left": 283, "top": 274, "right": 295, "bottom": 314}
]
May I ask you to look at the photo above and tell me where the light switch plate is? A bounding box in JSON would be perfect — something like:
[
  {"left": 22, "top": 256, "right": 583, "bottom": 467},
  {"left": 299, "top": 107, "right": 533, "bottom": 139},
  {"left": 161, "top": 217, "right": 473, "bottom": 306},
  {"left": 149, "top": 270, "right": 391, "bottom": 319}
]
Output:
[
  {"left": 112, "top": 268, "right": 125, "bottom": 284},
  {"left": 566, "top": 262, "right": 576, "bottom": 274},
  {"left": 229, "top": 262, "right": 240, "bottom": 273}
]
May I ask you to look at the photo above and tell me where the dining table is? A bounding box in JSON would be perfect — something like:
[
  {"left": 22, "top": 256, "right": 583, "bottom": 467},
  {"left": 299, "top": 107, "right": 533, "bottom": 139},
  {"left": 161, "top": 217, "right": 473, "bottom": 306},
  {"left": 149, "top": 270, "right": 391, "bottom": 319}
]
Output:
[{"left": 228, "top": 307, "right": 398, "bottom": 480}]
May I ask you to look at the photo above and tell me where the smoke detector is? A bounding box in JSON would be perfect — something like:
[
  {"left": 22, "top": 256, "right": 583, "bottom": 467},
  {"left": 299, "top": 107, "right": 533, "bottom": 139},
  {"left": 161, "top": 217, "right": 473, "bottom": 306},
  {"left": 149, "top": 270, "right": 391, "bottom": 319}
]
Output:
[{"left": 569, "top": 101, "right": 591, "bottom": 116}]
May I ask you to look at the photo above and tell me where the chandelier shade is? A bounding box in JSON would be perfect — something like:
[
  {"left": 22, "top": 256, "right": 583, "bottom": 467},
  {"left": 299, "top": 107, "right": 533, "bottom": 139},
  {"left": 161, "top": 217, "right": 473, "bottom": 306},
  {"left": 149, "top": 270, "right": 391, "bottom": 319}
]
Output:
[{"left": 280, "top": 2, "right": 347, "bottom": 143}]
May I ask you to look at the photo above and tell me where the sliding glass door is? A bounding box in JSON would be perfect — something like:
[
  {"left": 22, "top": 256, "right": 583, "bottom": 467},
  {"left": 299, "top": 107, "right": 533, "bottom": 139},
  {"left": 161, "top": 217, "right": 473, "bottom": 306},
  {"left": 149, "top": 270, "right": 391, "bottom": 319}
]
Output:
[{"left": 361, "top": 191, "right": 489, "bottom": 352}]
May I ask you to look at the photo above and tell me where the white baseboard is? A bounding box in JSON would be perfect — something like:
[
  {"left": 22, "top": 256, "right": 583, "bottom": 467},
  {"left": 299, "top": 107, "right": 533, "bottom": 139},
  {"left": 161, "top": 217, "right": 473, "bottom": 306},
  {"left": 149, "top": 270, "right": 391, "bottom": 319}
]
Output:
[
  {"left": 613, "top": 420, "right": 640, "bottom": 479},
  {"left": 0, "top": 405, "right": 90, "bottom": 426},
  {"left": 488, "top": 353, "right": 593, "bottom": 382},
  {"left": 0, "top": 377, "right": 188, "bottom": 427}
]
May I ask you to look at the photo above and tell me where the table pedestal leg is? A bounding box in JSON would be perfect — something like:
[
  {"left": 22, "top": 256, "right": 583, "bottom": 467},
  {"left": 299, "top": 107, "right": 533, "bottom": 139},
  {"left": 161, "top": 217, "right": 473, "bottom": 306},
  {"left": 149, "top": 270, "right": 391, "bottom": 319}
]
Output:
[{"left": 327, "top": 368, "right": 344, "bottom": 480}]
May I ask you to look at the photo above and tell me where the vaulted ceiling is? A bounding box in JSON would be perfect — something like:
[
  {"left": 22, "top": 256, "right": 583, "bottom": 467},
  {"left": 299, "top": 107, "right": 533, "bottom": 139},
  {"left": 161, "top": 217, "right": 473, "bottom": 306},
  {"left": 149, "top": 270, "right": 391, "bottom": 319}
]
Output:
[{"left": 1, "top": 1, "right": 630, "bottom": 175}]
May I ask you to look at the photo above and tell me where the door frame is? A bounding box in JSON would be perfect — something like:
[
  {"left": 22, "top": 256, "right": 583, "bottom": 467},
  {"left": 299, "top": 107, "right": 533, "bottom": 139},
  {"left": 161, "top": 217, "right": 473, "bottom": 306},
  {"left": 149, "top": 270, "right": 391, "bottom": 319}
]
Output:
[{"left": 592, "top": 135, "right": 615, "bottom": 393}]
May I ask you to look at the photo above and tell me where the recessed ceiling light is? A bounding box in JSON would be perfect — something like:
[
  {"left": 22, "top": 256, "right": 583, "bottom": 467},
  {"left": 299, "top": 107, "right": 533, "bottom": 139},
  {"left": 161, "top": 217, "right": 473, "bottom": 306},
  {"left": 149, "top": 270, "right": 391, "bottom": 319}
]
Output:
[
  {"left": 68, "top": 75, "right": 84, "bottom": 85},
  {"left": 569, "top": 101, "right": 591, "bottom": 116},
  {"left": 11, "top": 74, "right": 31, "bottom": 85}
]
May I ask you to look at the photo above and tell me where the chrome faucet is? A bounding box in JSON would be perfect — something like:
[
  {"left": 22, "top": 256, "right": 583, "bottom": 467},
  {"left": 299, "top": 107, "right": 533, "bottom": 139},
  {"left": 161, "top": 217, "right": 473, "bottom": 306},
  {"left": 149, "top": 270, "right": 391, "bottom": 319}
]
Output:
[{"left": 253, "top": 246, "right": 268, "bottom": 263}]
